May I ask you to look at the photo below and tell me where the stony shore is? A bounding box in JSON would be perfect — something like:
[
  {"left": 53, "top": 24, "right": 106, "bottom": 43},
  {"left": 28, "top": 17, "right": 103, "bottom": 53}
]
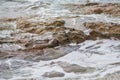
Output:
[{"left": 0, "top": 2, "right": 120, "bottom": 80}]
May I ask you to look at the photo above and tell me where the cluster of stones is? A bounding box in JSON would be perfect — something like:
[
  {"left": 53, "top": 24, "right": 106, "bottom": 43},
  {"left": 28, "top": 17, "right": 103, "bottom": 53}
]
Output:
[
  {"left": 16, "top": 18, "right": 120, "bottom": 51},
  {"left": 16, "top": 18, "right": 87, "bottom": 50}
]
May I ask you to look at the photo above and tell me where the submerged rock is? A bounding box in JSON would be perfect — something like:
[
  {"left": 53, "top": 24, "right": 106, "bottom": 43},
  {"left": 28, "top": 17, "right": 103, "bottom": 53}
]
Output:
[
  {"left": 0, "top": 38, "right": 17, "bottom": 43},
  {"left": 42, "top": 71, "right": 65, "bottom": 78},
  {"left": 89, "top": 8, "right": 103, "bottom": 14},
  {"left": 0, "top": 51, "right": 18, "bottom": 59},
  {"left": 21, "top": 45, "right": 79, "bottom": 61},
  {"left": 96, "top": 71, "right": 120, "bottom": 80},
  {"left": 65, "top": 3, "right": 120, "bottom": 16},
  {"left": 86, "top": 3, "right": 120, "bottom": 16},
  {"left": 0, "top": 41, "right": 76, "bottom": 62},
  {"left": 58, "top": 62, "right": 94, "bottom": 73},
  {"left": 23, "top": 29, "right": 87, "bottom": 50},
  {"left": 88, "top": 31, "right": 109, "bottom": 40},
  {"left": 46, "top": 20, "right": 65, "bottom": 27}
]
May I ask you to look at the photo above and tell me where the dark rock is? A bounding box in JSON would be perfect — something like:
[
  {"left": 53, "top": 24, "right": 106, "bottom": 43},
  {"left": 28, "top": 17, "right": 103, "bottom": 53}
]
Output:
[{"left": 84, "top": 3, "right": 99, "bottom": 6}]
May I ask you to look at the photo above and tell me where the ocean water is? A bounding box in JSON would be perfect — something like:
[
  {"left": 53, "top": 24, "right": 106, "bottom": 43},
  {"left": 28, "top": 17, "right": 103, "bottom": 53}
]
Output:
[{"left": 0, "top": 0, "right": 120, "bottom": 80}]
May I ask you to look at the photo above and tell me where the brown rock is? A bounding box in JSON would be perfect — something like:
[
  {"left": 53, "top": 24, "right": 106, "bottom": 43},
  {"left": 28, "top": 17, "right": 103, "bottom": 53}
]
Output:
[
  {"left": 16, "top": 18, "right": 87, "bottom": 48},
  {"left": 89, "top": 31, "right": 109, "bottom": 40},
  {"left": 84, "top": 22, "right": 120, "bottom": 40},
  {"left": 0, "top": 38, "right": 17, "bottom": 43},
  {"left": 17, "top": 19, "right": 32, "bottom": 29},
  {"left": 0, "top": 52, "right": 15, "bottom": 59},
  {"left": 67, "top": 30, "right": 86, "bottom": 43},
  {"left": 46, "top": 20, "right": 65, "bottom": 27},
  {"left": 83, "top": 3, "right": 120, "bottom": 16},
  {"left": 84, "top": 3, "right": 99, "bottom": 6},
  {"left": 53, "top": 31, "right": 69, "bottom": 45},
  {"left": 91, "top": 8, "right": 103, "bottom": 14}
]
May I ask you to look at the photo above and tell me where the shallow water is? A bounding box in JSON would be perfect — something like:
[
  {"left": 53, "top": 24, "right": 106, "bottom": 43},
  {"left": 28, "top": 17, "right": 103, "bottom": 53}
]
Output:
[
  {"left": 1, "top": 39, "right": 120, "bottom": 80},
  {"left": 0, "top": 0, "right": 120, "bottom": 80}
]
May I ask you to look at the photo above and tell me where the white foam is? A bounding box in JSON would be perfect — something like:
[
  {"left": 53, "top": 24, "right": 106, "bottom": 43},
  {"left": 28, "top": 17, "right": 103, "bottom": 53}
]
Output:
[{"left": 6, "top": 39, "right": 120, "bottom": 80}]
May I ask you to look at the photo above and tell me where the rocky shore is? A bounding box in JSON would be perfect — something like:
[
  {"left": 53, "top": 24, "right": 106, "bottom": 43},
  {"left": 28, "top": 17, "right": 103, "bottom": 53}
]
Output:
[
  {"left": 0, "top": 1, "right": 120, "bottom": 80},
  {"left": 1, "top": 14, "right": 120, "bottom": 60}
]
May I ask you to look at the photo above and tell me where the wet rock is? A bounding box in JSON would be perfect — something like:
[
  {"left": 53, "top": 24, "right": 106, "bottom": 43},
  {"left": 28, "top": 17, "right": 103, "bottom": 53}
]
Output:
[
  {"left": 65, "top": 3, "right": 120, "bottom": 16},
  {"left": 23, "top": 29, "right": 86, "bottom": 50},
  {"left": 24, "top": 39, "right": 49, "bottom": 49},
  {"left": 84, "top": 3, "right": 99, "bottom": 6},
  {"left": 67, "top": 30, "right": 87, "bottom": 43},
  {"left": 16, "top": 19, "right": 40, "bottom": 31},
  {"left": 107, "top": 33, "right": 120, "bottom": 40},
  {"left": 16, "top": 18, "right": 87, "bottom": 49},
  {"left": 89, "top": 31, "right": 109, "bottom": 40},
  {"left": 46, "top": 20, "right": 65, "bottom": 27},
  {"left": 53, "top": 31, "right": 69, "bottom": 45},
  {"left": 89, "top": 8, "right": 103, "bottom": 14},
  {"left": 84, "top": 22, "right": 120, "bottom": 39},
  {"left": 16, "top": 19, "right": 65, "bottom": 29},
  {"left": 29, "top": 47, "right": 68, "bottom": 61},
  {"left": 58, "top": 62, "right": 93, "bottom": 73},
  {"left": 10, "top": 60, "right": 32, "bottom": 69},
  {"left": 0, "top": 38, "right": 17, "bottom": 43},
  {"left": 53, "top": 30, "right": 87, "bottom": 45},
  {"left": 85, "top": 3, "right": 120, "bottom": 16},
  {"left": 22, "top": 36, "right": 59, "bottom": 50},
  {"left": 84, "top": 22, "right": 120, "bottom": 32},
  {"left": 16, "top": 19, "right": 66, "bottom": 34},
  {"left": 0, "top": 18, "right": 16, "bottom": 22},
  {"left": 0, "top": 51, "right": 16, "bottom": 59},
  {"left": 17, "top": 50, "right": 43, "bottom": 61},
  {"left": 42, "top": 71, "right": 65, "bottom": 78},
  {"left": 20, "top": 45, "right": 79, "bottom": 61}
]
